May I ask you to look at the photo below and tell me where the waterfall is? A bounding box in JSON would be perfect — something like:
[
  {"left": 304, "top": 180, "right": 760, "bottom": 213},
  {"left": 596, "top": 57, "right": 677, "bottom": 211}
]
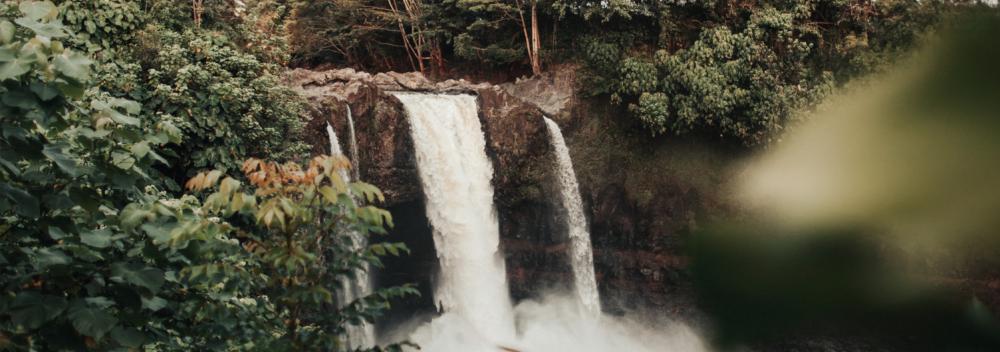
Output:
[
  {"left": 392, "top": 92, "right": 517, "bottom": 344},
  {"left": 389, "top": 95, "right": 705, "bottom": 352},
  {"left": 346, "top": 105, "right": 360, "bottom": 181},
  {"left": 543, "top": 117, "right": 601, "bottom": 315},
  {"left": 326, "top": 122, "right": 351, "bottom": 183},
  {"left": 326, "top": 121, "right": 376, "bottom": 349}
]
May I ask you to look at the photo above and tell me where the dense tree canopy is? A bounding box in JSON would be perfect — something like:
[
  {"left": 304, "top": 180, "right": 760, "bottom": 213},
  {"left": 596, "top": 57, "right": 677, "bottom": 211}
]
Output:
[{"left": 288, "top": 0, "right": 950, "bottom": 145}]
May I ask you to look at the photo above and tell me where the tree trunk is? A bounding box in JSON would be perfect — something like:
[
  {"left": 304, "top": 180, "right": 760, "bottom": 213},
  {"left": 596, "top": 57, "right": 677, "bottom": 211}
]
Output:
[
  {"left": 516, "top": 0, "right": 542, "bottom": 76},
  {"left": 192, "top": 0, "right": 204, "bottom": 27},
  {"left": 530, "top": 0, "right": 541, "bottom": 76},
  {"left": 387, "top": 0, "right": 422, "bottom": 72}
]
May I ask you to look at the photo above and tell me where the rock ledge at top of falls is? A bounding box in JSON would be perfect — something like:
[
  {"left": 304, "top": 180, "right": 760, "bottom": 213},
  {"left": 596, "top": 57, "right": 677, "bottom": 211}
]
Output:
[{"left": 285, "top": 68, "right": 495, "bottom": 99}]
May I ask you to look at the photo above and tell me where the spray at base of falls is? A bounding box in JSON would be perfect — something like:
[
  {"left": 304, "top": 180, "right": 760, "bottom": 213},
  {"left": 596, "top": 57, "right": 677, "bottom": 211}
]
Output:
[
  {"left": 326, "top": 121, "right": 376, "bottom": 349},
  {"left": 392, "top": 92, "right": 517, "bottom": 344},
  {"left": 544, "top": 117, "right": 601, "bottom": 316},
  {"left": 404, "top": 295, "right": 706, "bottom": 352},
  {"left": 389, "top": 92, "right": 705, "bottom": 351}
]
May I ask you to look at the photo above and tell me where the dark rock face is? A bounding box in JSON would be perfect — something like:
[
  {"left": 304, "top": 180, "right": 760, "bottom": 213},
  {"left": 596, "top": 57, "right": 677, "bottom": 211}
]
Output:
[
  {"left": 287, "top": 68, "right": 566, "bottom": 305},
  {"left": 475, "top": 86, "right": 565, "bottom": 300},
  {"left": 504, "top": 67, "right": 740, "bottom": 318}
]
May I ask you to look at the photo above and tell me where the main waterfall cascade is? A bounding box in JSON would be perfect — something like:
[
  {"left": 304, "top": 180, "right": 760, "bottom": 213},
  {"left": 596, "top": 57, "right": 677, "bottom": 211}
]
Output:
[
  {"left": 326, "top": 121, "right": 376, "bottom": 349},
  {"left": 391, "top": 92, "right": 518, "bottom": 343},
  {"left": 544, "top": 117, "right": 601, "bottom": 315},
  {"left": 387, "top": 92, "right": 705, "bottom": 352}
]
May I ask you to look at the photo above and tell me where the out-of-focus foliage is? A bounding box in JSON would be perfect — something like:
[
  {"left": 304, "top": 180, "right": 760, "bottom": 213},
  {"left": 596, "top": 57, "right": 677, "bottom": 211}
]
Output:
[{"left": 693, "top": 9, "right": 1000, "bottom": 350}]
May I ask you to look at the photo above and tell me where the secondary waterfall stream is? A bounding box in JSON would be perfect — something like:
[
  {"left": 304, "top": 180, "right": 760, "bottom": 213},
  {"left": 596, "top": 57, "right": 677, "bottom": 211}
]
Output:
[
  {"left": 327, "top": 118, "right": 375, "bottom": 349},
  {"left": 392, "top": 92, "right": 517, "bottom": 344},
  {"left": 346, "top": 105, "right": 360, "bottom": 180},
  {"left": 544, "top": 117, "right": 601, "bottom": 315}
]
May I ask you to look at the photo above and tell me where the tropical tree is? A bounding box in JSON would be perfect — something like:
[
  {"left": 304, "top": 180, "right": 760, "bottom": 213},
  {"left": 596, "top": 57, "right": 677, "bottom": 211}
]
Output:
[{"left": 0, "top": 2, "right": 413, "bottom": 350}]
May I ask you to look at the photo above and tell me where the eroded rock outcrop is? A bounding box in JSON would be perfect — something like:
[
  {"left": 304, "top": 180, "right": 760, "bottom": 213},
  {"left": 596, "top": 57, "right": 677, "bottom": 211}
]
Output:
[{"left": 285, "top": 68, "right": 561, "bottom": 302}]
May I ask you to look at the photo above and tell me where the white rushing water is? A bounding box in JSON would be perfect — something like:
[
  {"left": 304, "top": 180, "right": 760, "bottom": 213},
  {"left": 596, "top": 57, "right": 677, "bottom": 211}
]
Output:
[
  {"left": 346, "top": 105, "right": 360, "bottom": 181},
  {"left": 389, "top": 93, "right": 705, "bottom": 352},
  {"left": 392, "top": 92, "right": 517, "bottom": 345},
  {"left": 326, "top": 122, "right": 352, "bottom": 183},
  {"left": 544, "top": 117, "right": 601, "bottom": 315},
  {"left": 327, "top": 120, "right": 376, "bottom": 350}
]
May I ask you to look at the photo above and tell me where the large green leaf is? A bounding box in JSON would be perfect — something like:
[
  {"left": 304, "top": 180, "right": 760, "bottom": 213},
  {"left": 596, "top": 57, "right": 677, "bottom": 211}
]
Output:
[
  {"left": 29, "top": 81, "right": 59, "bottom": 101},
  {"left": 130, "top": 141, "right": 150, "bottom": 158},
  {"left": 67, "top": 306, "right": 117, "bottom": 340},
  {"left": 33, "top": 248, "right": 71, "bottom": 269},
  {"left": 111, "top": 151, "right": 135, "bottom": 170},
  {"left": 13, "top": 18, "right": 66, "bottom": 38},
  {"left": 0, "top": 183, "right": 39, "bottom": 218},
  {"left": 140, "top": 295, "right": 167, "bottom": 312},
  {"left": 111, "top": 326, "right": 145, "bottom": 347},
  {"left": 80, "top": 228, "right": 112, "bottom": 248},
  {"left": 111, "top": 262, "right": 165, "bottom": 293},
  {"left": 0, "top": 59, "right": 31, "bottom": 81},
  {"left": 19, "top": 1, "right": 59, "bottom": 22},
  {"left": 42, "top": 144, "right": 79, "bottom": 177},
  {"left": 52, "top": 51, "right": 90, "bottom": 82},
  {"left": 9, "top": 292, "right": 67, "bottom": 329},
  {"left": 2, "top": 88, "right": 39, "bottom": 110},
  {"left": 0, "top": 21, "right": 14, "bottom": 44}
]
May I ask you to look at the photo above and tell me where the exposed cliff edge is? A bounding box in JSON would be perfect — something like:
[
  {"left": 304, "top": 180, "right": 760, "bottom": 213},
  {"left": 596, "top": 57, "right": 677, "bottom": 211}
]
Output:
[{"left": 284, "top": 68, "right": 564, "bottom": 304}]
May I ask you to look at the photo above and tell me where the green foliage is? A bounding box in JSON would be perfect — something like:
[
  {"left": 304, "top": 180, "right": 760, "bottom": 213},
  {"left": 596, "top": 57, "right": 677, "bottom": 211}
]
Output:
[
  {"left": 0, "top": 2, "right": 184, "bottom": 349},
  {"left": 179, "top": 157, "right": 417, "bottom": 351},
  {"left": 453, "top": 31, "right": 523, "bottom": 65},
  {"left": 123, "top": 28, "right": 306, "bottom": 172},
  {"left": 617, "top": 56, "right": 657, "bottom": 95},
  {"left": 286, "top": 1, "right": 946, "bottom": 141},
  {"left": 64, "top": 0, "right": 309, "bottom": 174},
  {"left": 450, "top": 0, "right": 534, "bottom": 66},
  {"left": 644, "top": 20, "right": 821, "bottom": 144},
  {"left": 575, "top": 1, "right": 939, "bottom": 145},
  {"left": 0, "top": 2, "right": 412, "bottom": 350},
  {"left": 630, "top": 91, "right": 670, "bottom": 135},
  {"left": 553, "top": 0, "right": 654, "bottom": 22},
  {"left": 60, "top": 0, "right": 144, "bottom": 51}
]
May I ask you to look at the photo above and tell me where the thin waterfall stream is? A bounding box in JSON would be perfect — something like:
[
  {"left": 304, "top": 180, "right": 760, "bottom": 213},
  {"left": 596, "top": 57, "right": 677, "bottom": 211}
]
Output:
[
  {"left": 327, "top": 119, "right": 376, "bottom": 349},
  {"left": 346, "top": 105, "right": 360, "bottom": 181},
  {"left": 544, "top": 117, "right": 601, "bottom": 315}
]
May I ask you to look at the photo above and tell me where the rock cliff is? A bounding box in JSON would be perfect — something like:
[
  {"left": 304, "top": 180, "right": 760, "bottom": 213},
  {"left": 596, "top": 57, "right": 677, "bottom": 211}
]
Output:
[{"left": 284, "top": 68, "right": 564, "bottom": 306}]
